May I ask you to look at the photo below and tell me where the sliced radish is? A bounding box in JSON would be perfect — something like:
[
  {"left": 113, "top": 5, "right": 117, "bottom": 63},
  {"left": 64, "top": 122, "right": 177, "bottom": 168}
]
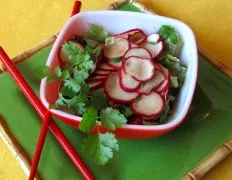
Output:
[
  {"left": 128, "top": 116, "right": 143, "bottom": 125},
  {"left": 138, "top": 70, "right": 165, "bottom": 95},
  {"left": 94, "top": 69, "right": 110, "bottom": 76},
  {"left": 88, "top": 81, "right": 104, "bottom": 90},
  {"left": 87, "top": 76, "right": 107, "bottom": 82},
  {"left": 104, "top": 72, "right": 139, "bottom": 103},
  {"left": 119, "top": 68, "right": 141, "bottom": 92},
  {"left": 140, "top": 41, "right": 163, "bottom": 59},
  {"left": 108, "top": 100, "right": 123, "bottom": 109},
  {"left": 105, "top": 57, "right": 122, "bottom": 69},
  {"left": 104, "top": 37, "right": 129, "bottom": 58},
  {"left": 98, "top": 63, "right": 115, "bottom": 71},
  {"left": 131, "top": 92, "right": 165, "bottom": 116},
  {"left": 143, "top": 115, "right": 158, "bottom": 121},
  {"left": 128, "top": 31, "right": 146, "bottom": 44},
  {"left": 123, "top": 57, "right": 155, "bottom": 81},
  {"left": 59, "top": 41, "right": 84, "bottom": 64},
  {"left": 91, "top": 52, "right": 102, "bottom": 73},
  {"left": 156, "top": 80, "right": 169, "bottom": 92},
  {"left": 131, "top": 43, "right": 138, "bottom": 48},
  {"left": 147, "top": 33, "right": 160, "bottom": 44},
  {"left": 114, "top": 28, "right": 141, "bottom": 39},
  {"left": 124, "top": 48, "right": 152, "bottom": 59},
  {"left": 160, "top": 65, "right": 169, "bottom": 77}
]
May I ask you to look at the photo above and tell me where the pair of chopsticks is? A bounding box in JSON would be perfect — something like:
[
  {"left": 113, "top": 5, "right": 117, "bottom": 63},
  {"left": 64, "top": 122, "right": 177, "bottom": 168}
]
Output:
[{"left": 0, "top": 1, "right": 94, "bottom": 180}]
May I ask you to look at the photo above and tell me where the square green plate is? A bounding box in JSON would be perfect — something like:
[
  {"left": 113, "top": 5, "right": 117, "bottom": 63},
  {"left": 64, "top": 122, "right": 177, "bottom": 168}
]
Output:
[{"left": 0, "top": 1, "right": 232, "bottom": 180}]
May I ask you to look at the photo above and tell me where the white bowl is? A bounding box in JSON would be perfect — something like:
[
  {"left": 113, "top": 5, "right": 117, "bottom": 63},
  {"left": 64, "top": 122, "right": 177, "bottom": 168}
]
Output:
[{"left": 40, "top": 10, "right": 198, "bottom": 139}]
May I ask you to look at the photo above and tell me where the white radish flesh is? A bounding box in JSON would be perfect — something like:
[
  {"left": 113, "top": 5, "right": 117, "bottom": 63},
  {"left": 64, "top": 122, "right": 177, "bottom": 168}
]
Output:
[
  {"left": 138, "top": 70, "right": 165, "bottom": 94},
  {"left": 119, "top": 68, "right": 141, "bottom": 92},
  {"left": 147, "top": 33, "right": 160, "bottom": 43},
  {"left": 104, "top": 37, "right": 129, "bottom": 58},
  {"left": 124, "top": 48, "right": 152, "bottom": 59},
  {"left": 141, "top": 41, "right": 163, "bottom": 59},
  {"left": 98, "top": 63, "right": 115, "bottom": 71},
  {"left": 104, "top": 72, "right": 139, "bottom": 103},
  {"left": 123, "top": 57, "right": 155, "bottom": 81},
  {"left": 131, "top": 92, "right": 164, "bottom": 116}
]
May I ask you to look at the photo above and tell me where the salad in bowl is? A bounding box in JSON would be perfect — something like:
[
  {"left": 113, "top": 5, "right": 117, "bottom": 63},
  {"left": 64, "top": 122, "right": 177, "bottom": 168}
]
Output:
[{"left": 40, "top": 11, "right": 197, "bottom": 165}]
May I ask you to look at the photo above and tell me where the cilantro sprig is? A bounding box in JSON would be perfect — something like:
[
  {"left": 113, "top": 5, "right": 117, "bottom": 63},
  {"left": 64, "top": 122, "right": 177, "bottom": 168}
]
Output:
[{"left": 41, "top": 39, "right": 127, "bottom": 165}]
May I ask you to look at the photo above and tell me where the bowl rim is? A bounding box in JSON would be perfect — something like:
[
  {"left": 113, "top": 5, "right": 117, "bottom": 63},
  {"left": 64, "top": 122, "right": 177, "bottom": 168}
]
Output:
[{"left": 40, "top": 10, "right": 198, "bottom": 131}]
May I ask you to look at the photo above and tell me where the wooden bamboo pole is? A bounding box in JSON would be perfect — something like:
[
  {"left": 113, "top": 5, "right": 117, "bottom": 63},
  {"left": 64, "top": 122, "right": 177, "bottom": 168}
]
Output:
[
  {"left": 0, "top": 116, "right": 42, "bottom": 180},
  {"left": 182, "top": 139, "right": 232, "bottom": 180},
  {"left": 0, "top": 34, "right": 57, "bottom": 72}
]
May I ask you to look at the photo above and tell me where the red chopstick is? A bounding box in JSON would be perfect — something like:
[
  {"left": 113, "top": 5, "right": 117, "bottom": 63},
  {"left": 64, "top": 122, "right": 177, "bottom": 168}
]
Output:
[{"left": 0, "top": 47, "right": 94, "bottom": 180}]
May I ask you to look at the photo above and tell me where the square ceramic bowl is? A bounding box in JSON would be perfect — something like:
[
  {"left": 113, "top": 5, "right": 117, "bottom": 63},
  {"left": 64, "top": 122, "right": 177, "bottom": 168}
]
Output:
[{"left": 40, "top": 10, "right": 198, "bottom": 139}]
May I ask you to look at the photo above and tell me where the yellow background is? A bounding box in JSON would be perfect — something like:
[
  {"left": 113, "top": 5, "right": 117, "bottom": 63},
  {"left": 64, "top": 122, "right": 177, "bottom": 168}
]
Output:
[{"left": 0, "top": 0, "right": 232, "bottom": 179}]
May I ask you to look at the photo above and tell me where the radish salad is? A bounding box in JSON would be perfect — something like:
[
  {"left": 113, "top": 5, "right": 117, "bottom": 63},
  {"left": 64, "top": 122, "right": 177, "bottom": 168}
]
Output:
[{"left": 41, "top": 24, "right": 186, "bottom": 165}]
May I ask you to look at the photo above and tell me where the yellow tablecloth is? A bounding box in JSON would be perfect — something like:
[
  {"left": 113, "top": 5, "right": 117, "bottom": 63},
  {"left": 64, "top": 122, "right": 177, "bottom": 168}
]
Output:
[{"left": 0, "top": 0, "right": 232, "bottom": 179}]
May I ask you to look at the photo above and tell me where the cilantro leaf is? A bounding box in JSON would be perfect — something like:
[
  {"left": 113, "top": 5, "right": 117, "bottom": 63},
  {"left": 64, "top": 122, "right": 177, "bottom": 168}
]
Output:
[
  {"left": 120, "top": 106, "right": 134, "bottom": 117},
  {"left": 159, "top": 25, "right": 182, "bottom": 56},
  {"left": 170, "top": 76, "right": 179, "bottom": 88},
  {"left": 159, "top": 25, "right": 178, "bottom": 44},
  {"left": 111, "top": 57, "right": 121, "bottom": 63},
  {"left": 82, "top": 133, "right": 118, "bottom": 165},
  {"left": 159, "top": 96, "right": 174, "bottom": 124},
  {"left": 79, "top": 107, "right": 98, "bottom": 132},
  {"left": 100, "top": 107, "right": 127, "bottom": 130},
  {"left": 62, "top": 41, "right": 82, "bottom": 62},
  {"left": 90, "top": 89, "right": 108, "bottom": 110},
  {"left": 86, "top": 24, "right": 110, "bottom": 43},
  {"left": 35, "top": 65, "right": 57, "bottom": 82},
  {"left": 64, "top": 79, "right": 81, "bottom": 93}
]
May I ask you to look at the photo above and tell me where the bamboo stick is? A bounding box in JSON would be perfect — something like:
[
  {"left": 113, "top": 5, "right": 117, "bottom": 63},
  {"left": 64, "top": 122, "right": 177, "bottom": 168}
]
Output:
[
  {"left": 0, "top": 116, "right": 42, "bottom": 180},
  {"left": 182, "top": 139, "right": 232, "bottom": 180},
  {"left": 0, "top": 34, "right": 57, "bottom": 72}
]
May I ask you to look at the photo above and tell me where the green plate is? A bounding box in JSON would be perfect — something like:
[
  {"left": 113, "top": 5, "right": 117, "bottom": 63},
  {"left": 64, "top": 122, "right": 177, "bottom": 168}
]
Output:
[{"left": 1, "top": 2, "right": 232, "bottom": 180}]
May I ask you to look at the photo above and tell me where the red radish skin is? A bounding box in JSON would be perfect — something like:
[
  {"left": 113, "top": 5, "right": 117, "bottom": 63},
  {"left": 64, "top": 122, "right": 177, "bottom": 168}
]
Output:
[
  {"left": 105, "top": 57, "right": 122, "bottom": 69},
  {"left": 131, "top": 43, "right": 138, "bottom": 48},
  {"left": 98, "top": 63, "right": 115, "bottom": 71},
  {"left": 91, "top": 53, "right": 102, "bottom": 73},
  {"left": 104, "top": 72, "right": 139, "bottom": 103},
  {"left": 88, "top": 81, "right": 104, "bottom": 90},
  {"left": 123, "top": 56, "right": 155, "bottom": 81},
  {"left": 128, "top": 31, "right": 147, "bottom": 44},
  {"left": 59, "top": 41, "right": 84, "bottom": 64},
  {"left": 156, "top": 65, "right": 171, "bottom": 93},
  {"left": 94, "top": 69, "right": 110, "bottom": 76},
  {"left": 147, "top": 33, "right": 161, "bottom": 43},
  {"left": 108, "top": 100, "right": 123, "bottom": 109},
  {"left": 119, "top": 68, "right": 141, "bottom": 92},
  {"left": 143, "top": 115, "right": 158, "bottom": 121},
  {"left": 128, "top": 116, "right": 143, "bottom": 125},
  {"left": 140, "top": 41, "right": 164, "bottom": 59},
  {"left": 138, "top": 70, "right": 165, "bottom": 95},
  {"left": 104, "top": 37, "right": 130, "bottom": 58},
  {"left": 124, "top": 47, "right": 152, "bottom": 59},
  {"left": 87, "top": 76, "right": 107, "bottom": 82},
  {"left": 114, "top": 28, "right": 142, "bottom": 39},
  {"left": 131, "top": 92, "right": 165, "bottom": 116}
]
